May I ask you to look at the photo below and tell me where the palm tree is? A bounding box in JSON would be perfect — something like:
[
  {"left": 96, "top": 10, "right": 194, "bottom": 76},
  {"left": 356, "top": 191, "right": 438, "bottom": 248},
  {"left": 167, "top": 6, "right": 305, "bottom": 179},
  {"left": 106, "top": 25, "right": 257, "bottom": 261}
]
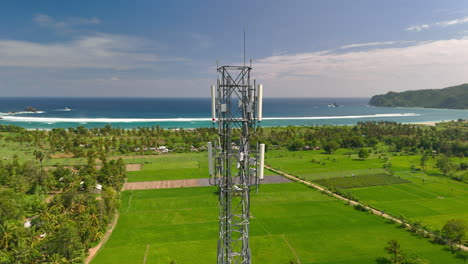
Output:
[
  {"left": 33, "top": 150, "right": 45, "bottom": 169},
  {"left": 385, "top": 240, "right": 404, "bottom": 264},
  {"left": 47, "top": 253, "right": 69, "bottom": 264},
  {"left": 0, "top": 221, "right": 17, "bottom": 250}
]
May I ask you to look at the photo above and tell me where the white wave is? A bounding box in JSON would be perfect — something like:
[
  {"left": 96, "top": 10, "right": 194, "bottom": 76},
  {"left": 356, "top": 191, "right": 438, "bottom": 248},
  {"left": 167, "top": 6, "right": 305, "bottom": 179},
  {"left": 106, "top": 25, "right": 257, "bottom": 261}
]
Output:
[
  {"left": 262, "top": 113, "right": 420, "bottom": 120},
  {"left": 0, "top": 113, "right": 420, "bottom": 123},
  {"left": 0, "top": 111, "right": 45, "bottom": 116},
  {"left": 0, "top": 116, "right": 212, "bottom": 123}
]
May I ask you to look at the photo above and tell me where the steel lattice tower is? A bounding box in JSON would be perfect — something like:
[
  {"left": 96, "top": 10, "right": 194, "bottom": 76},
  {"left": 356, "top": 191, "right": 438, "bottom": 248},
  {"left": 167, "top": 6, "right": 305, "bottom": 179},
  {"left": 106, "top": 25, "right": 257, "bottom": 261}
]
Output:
[{"left": 208, "top": 65, "right": 264, "bottom": 264}]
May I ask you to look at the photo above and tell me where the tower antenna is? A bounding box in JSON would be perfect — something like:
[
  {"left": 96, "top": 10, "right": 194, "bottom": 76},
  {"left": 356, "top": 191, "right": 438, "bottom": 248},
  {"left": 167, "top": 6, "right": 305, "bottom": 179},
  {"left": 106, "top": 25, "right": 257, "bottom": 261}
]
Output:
[
  {"left": 243, "top": 28, "right": 246, "bottom": 67},
  {"left": 208, "top": 62, "right": 265, "bottom": 263}
]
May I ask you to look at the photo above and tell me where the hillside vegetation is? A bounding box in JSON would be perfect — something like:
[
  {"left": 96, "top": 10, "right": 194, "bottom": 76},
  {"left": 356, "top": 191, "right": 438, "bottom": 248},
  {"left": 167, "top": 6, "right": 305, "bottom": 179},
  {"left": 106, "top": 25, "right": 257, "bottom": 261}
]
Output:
[{"left": 369, "top": 83, "right": 468, "bottom": 109}]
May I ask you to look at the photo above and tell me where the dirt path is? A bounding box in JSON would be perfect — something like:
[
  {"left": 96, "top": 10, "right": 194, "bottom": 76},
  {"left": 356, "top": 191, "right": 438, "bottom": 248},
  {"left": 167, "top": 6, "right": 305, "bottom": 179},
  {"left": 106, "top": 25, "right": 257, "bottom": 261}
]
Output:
[
  {"left": 124, "top": 179, "right": 200, "bottom": 190},
  {"left": 123, "top": 175, "right": 290, "bottom": 190},
  {"left": 85, "top": 212, "right": 120, "bottom": 264},
  {"left": 265, "top": 165, "right": 468, "bottom": 252},
  {"left": 109, "top": 155, "right": 164, "bottom": 160},
  {"left": 44, "top": 163, "right": 141, "bottom": 172}
]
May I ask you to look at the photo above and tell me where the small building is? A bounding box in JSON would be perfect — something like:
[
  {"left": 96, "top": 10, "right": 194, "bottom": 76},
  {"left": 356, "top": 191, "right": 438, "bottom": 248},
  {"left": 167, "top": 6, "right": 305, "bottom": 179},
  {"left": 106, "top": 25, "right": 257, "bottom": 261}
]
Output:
[{"left": 158, "top": 146, "right": 169, "bottom": 153}]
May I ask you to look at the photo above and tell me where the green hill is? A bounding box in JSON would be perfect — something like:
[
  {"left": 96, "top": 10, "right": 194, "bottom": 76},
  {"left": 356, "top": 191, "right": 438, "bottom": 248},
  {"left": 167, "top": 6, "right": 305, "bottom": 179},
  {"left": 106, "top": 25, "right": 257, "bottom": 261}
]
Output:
[{"left": 369, "top": 84, "right": 468, "bottom": 109}]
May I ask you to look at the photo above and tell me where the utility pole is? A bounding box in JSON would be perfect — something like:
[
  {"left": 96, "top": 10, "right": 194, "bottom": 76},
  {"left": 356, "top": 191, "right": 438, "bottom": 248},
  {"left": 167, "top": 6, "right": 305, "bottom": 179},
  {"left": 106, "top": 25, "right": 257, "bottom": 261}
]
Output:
[{"left": 208, "top": 65, "right": 265, "bottom": 264}]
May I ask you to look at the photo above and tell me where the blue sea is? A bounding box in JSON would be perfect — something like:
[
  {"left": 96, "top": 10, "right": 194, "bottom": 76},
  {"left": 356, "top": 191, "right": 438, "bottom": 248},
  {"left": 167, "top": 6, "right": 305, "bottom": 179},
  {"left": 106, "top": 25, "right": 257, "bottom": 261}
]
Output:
[{"left": 0, "top": 97, "right": 466, "bottom": 129}]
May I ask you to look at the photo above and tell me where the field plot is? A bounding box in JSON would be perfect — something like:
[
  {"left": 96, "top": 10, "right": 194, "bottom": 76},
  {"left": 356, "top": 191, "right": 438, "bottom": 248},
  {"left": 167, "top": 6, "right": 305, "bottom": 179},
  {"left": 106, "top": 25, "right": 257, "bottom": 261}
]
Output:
[
  {"left": 266, "top": 149, "right": 387, "bottom": 180},
  {"left": 348, "top": 171, "right": 468, "bottom": 229},
  {"left": 266, "top": 149, "right": 468, "bottom": 230},
  {"left": 92, "top": 183, "right": 464, "bottom": 264},
  {"left": 124, "top": 153, "right": 209, "bottom": 182},
  {"left": 314, "top": 173, "right": 410, "bottom": 189},
  {"left": 0, "top": 133, "right": 37, "bottom": 161},
  {"left": 125, "top": 152, "right": 277, "bottom": 182}
]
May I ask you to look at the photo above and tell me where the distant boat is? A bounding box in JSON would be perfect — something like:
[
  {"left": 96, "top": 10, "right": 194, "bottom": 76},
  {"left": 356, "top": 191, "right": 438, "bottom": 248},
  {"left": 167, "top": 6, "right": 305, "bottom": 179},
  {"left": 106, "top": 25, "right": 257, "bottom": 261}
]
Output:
[
  {"left": 328, "top": 102, "right": 339, "bottom": 108},
  {"left": 64, "top": 107, "right": 71, "bottom": 111}
]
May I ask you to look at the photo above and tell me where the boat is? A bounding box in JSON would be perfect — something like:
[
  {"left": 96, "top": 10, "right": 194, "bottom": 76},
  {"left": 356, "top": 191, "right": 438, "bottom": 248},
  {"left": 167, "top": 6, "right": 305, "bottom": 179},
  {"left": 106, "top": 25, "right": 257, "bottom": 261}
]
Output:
[
  {"left": 328, "top": 102, "right": 339, "bottom": 108},
  {"left": 64, "top": 107, "right": 71, "bottom": 111}
]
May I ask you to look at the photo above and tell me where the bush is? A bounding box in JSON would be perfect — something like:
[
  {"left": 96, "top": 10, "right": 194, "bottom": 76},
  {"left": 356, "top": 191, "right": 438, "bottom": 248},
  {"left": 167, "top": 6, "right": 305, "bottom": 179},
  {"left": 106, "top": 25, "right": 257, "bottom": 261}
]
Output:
[{"left": 354, "top": 204, "right": 369, "bottom": 212}]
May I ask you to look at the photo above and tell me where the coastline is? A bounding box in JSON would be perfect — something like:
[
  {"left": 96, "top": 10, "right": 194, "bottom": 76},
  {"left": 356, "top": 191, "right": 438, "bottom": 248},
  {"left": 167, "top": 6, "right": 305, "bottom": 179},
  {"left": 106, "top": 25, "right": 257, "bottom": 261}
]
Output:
[{"left": 18, "top": 119, "right": 458, "bottom": 131}]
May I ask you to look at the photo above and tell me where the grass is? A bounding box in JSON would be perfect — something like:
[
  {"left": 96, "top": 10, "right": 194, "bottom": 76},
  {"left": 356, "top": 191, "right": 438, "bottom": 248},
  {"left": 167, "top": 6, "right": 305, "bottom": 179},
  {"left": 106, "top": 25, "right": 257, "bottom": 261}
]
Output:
[
  {"left": 0, "top": 135, "right": 37, "bottom": 161},
  {"left": 125, "top": 152, "right": 277, "bottom": 182},
  {"left": 314, "top": 173, "right": 411, "bottom": 189},
  {"left": 125, "top": 153, "right": 209, "bottom": 182},
  {"left": 347, "top": 171, "right": 468, "bottom": 230},
  {"left": 92, "top": 183, "right": 465, "bottom": 264},
  {"left": 266, "top": 149, "right": 468, "bottom": 230},
  {"left": 266, "top": 149, "right": 388, "bottom": 180}
]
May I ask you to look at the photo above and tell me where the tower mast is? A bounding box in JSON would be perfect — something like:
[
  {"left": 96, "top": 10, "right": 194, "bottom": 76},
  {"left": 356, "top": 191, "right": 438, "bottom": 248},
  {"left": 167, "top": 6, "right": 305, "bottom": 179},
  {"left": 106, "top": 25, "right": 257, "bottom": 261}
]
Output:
[{"left": 209, "top": 65, "right": 264, "bottom": 264}]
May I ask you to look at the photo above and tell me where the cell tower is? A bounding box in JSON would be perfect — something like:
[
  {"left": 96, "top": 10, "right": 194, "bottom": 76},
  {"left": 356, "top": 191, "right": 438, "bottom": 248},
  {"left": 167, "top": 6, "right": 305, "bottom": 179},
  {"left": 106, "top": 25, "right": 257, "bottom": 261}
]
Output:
[{"left": 208, "top": 64, "right": 265, "bottom": 264}]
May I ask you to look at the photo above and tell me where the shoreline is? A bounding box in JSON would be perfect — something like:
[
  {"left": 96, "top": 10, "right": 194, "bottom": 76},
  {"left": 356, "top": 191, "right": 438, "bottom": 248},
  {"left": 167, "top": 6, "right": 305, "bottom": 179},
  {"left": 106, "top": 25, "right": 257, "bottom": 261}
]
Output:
[{"left": 14, "top": 120, "right": 461, "bottom": 131}]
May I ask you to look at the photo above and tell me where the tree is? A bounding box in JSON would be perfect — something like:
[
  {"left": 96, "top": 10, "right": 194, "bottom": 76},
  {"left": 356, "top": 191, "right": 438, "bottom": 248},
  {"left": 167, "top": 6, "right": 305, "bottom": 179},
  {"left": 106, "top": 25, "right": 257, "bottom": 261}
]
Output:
[
  {"left": 44, "top": 222, "right": 84, "bottom": 261},
  {"left": 436, "top": 156, "right": 454, "bottom": 176},
  {"left": 101, "top": 187, "right": 119, "bottom": 218},
  {"left": 0, "top": 190, "right": 22, "bottom": 223},
  {"left": 385, "top": 240, "right": 404, "bottom": 264},
  {"left": 358, "top": 149, "right": 370, "bottom": 160},
  {"left": 323, "top": 141, "right": 339, "bottom": 154},
  {"left": 420, "top": 153, "right": 429, "bottom": 170},
  {"left": 288, "top": 138, "right": 305, "bottom": 151},
  {"left": 441, "top": 219, "right": 466, "bottom": 249},
  {"left": 33, "top": 150, "right": 45, "bottom": 169}
]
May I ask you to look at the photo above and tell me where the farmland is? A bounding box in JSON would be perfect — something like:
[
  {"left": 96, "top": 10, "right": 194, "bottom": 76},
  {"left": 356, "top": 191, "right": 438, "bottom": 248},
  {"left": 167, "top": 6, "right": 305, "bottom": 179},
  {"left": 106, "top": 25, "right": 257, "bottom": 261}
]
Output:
[
  {"left": 92, "top": 183, "right": 465, "bottom": 264},
  {"left": 1, "top": 122, "right": 466, "bottom": 263},
  {"left": 265, "top": 149, "right": 468, "bottom": 230},
  {"left": 125, "top": 153, "right": 209, "bottom": 182}
]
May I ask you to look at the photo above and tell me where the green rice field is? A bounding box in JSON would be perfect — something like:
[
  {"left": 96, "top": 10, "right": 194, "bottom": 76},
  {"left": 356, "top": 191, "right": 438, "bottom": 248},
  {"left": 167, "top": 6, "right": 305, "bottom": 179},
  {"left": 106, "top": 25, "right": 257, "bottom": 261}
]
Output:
[
  {"left": 348, "top": 171, "right": 468, "bottom": 230},
  {"left": 91, "top": 183, "right": 464, "bottom": 264},
  {"left": 314, "top": 173, "right": 411, "bottom": 189},
  {"left": 125, "top": 152, "right": 276, "bottom": 182},
  {"left": 266, "top": 149, "right": 468, "bottom": 230},
  {"left": 126, "top": 153, "right": 209, "bottom": 182}
]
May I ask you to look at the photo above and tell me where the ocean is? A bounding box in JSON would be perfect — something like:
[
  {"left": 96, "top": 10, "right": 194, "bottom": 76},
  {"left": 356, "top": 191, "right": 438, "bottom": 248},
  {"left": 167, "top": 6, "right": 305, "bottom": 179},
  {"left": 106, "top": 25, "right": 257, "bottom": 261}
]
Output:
[{"left": 0, "top": 97, "right": 466, "bottom": 129}]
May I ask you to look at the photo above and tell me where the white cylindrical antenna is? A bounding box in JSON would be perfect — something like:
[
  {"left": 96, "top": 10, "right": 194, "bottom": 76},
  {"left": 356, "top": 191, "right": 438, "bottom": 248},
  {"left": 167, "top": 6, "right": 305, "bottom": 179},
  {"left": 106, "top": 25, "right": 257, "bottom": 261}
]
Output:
[
  {"left": 257, "top": 84, "right": 263, "bottom": 121},
  {"left": 258, "top": 143, "right": 265, "bottom": 180},
  {"left": 211, "top": 85, "right": 216, "bottom": 122},
  {"left": 208, "top": 142, "right": 214, "bottom": 176},
  {"left": 249, "top": 79, "right": 255, "bottom": 104}
]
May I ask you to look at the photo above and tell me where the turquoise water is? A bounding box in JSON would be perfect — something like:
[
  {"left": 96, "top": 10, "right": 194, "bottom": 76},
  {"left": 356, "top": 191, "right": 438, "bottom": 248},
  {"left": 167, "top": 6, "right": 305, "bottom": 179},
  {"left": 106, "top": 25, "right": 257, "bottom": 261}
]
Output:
[{"left": 0, "top": 97, "right": 466, "bottom": 129}]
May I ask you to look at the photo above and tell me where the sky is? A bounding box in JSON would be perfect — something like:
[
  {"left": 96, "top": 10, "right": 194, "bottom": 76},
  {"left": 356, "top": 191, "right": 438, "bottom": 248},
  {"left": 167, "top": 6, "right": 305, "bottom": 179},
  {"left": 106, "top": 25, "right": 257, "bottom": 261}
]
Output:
[{"left": 1, "top": 0, "right": 468, "bottom": 98}]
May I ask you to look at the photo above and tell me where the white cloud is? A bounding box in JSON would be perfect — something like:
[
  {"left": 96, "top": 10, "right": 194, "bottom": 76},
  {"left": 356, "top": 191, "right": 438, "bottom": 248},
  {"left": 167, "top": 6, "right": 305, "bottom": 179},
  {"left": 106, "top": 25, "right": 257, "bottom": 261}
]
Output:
[
  {"left": 406, "top": 16, "right": 468, "bottom": 32},
  {"left": 340, "top": 41, "right": 416, "bottom": 49},
  {"left": 340, "top": 41, "right": 397, "bottom": 49},
  {"left": 405, "top": 24, "right": 430, "bottom": 32},
  {"left": 436, "top": 16, "right": 468, "bottom": 27},
  {"left": 34, "top": 14, "right": 100, "bottom": 32},
  {"left": 253, "top": 38, "right": 468, "bottom": 97},
  {"left": 0, "top": 33, "right": 184, "bottom": 69}
]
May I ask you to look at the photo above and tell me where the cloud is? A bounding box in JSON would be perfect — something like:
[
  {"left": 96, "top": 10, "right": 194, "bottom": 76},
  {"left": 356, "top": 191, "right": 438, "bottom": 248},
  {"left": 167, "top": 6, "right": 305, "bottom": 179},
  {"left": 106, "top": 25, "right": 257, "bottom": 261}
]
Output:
[
  {"left": 339, "top": 41, "right": 416, "bottom": 49},
  {"left": 405, "top": 24, "right": 430, "bottom": 32},
  {"left": 436, "top": 16, "right": 468, "bottom": 26},
  {"left": 252, "top": 38, "right": 468, "bottom": 97},
  {"left": 34, "top": 14, "right": 100, "bottom": 32},
  {"left": 0, "top": 33, "right": 184, "bottom": 69},
  {"left": 406, "top": 16, "right": 468, "bottom": 32},
  {"left": 340, "top": 41, "right": 398, "bottom": 49}
]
